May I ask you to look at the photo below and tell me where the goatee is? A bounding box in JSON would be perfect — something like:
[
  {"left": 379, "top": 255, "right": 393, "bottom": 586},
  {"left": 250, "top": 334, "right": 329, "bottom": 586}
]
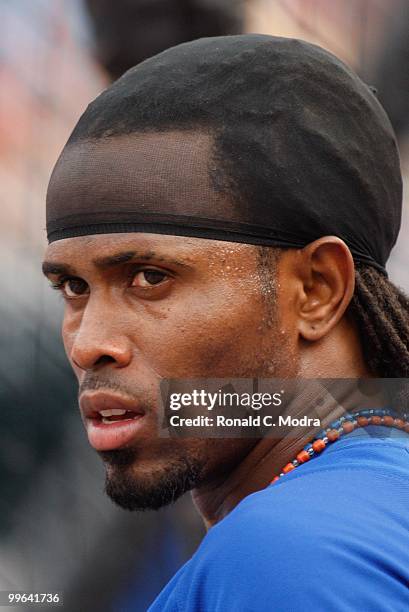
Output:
[{"left": 99, "top": 448, "right": 205, "bottom": 511}]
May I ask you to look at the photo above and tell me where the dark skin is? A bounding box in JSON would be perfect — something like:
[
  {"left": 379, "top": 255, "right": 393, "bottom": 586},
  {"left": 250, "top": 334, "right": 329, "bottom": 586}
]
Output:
[{"left": 43, "top": 133, "right": 371, "bottom": 528}]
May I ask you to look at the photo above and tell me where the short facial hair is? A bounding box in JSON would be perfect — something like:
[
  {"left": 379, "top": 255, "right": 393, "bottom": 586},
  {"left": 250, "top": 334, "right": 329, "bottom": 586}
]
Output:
[{"left": 99, "top": 447, "right": 205, "bottom": 511}]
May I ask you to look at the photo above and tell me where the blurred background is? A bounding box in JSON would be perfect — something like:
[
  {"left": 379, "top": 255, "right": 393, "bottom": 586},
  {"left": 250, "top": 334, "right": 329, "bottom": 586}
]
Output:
[{"left": 1, "top": 1, "right": 408, "bottom": 610}]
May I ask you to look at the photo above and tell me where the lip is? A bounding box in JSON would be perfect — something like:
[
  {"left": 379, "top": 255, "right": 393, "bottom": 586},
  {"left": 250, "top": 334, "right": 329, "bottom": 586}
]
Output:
[{"left": 80, "top": 391, "right": 147, "bottom": 451}]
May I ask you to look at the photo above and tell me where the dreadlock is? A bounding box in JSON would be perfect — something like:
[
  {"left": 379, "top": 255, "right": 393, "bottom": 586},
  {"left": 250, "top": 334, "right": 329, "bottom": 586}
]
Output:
[
  {"left": 349, "top": 265, "right": 409, "bottom": 379},
  {"left": 348, "top": 265, "right": 409, "bottom": 413}
]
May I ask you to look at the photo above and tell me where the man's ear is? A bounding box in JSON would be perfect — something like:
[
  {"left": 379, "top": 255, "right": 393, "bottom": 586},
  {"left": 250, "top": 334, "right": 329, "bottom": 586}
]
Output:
[{"left": 296, "top": 237, "right": 355, "bottom": 341}]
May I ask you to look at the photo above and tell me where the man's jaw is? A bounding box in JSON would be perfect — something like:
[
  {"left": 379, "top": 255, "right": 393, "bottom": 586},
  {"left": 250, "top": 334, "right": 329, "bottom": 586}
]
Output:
[{"left": 100, "top": 446, "right": 207, "bottom": 511}]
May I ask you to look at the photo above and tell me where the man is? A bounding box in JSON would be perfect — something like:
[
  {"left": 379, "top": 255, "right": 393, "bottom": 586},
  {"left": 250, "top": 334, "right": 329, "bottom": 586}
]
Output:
[{"left": 43, "top": 36, "right": 409, "bottom": 609}]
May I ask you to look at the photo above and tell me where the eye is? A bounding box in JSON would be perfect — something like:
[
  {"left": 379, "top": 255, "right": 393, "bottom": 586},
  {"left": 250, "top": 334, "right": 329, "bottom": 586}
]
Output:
[
  {"left": 61, "top": 277, "right": 89, "bottom": 298},
  {"left": 131, "top": 269, "right": 168, "bottom": 288}
]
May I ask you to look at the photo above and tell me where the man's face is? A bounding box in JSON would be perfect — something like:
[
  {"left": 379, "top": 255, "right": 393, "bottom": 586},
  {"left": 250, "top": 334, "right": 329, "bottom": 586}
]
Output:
[{"left": 43, "top": 133, "right": 298, "bottom": 510}]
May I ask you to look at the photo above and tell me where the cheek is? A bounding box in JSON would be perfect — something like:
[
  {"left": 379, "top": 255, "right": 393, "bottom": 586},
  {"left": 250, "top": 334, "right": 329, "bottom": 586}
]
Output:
[
  {"left": 61, "top": 317, "right": 73, "bottom": 356},
  {"left": 136, "top": 284, "right": 270, "bottom": 377},
  {"left": 61, "top": 312, "right": 82, "bottom": 376}
]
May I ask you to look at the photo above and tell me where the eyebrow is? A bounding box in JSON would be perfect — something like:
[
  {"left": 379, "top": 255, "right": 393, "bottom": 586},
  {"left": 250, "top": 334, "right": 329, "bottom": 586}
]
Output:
[
  {"left": 92, "top": 250, "right": 192, "bottom": 270},
  {"left": 42, "top": 262, "right": 76, "bottom": 277},
  {"left": 42, "top": 250, "right": 192, "bottom": 277}
]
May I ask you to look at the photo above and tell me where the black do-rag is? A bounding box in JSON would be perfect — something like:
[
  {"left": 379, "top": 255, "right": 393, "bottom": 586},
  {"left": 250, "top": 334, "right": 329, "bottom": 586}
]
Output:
[{"left": 47, "top": 34, "right": 402, "bottom": 274}]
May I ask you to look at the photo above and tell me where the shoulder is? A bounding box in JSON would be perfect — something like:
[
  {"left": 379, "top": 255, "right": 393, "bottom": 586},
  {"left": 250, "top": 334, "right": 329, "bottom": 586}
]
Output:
[
  {"left": 166, "top": 469, "right": 409, "bottom": 610},
  {"left": 150, "top": 453, "right": 409, "bottom": 611},
  {"left": 195, "top": 479, "right": 342, "bottom": 573}
]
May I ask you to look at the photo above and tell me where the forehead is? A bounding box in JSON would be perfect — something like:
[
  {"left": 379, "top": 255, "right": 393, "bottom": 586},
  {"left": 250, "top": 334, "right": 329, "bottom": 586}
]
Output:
[
  {"left": 43, "top": 232, "right": 257, "bottom": 270},
  {"left": 46, "top": 130, "right": 237, "bottom": 226}
]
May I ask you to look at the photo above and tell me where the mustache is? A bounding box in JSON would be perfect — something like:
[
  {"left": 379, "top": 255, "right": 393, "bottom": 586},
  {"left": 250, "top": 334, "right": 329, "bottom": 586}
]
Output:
[
  {"left": 79, "top": 374, "right": 141, "bottom": 399},
  {"left": 78, "top": 376, "right": 132, "bottom": 395}
]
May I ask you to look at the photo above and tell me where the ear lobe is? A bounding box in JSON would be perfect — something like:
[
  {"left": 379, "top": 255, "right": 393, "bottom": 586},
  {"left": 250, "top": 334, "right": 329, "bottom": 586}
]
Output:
[{"left": 298, "top": 237, "right": 355, "bottom": 342}]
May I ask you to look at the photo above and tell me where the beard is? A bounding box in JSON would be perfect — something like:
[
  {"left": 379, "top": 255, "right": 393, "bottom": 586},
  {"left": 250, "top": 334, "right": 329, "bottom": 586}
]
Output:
[{"left": 99, "top": 444, "right": 207, "bottom": 511}]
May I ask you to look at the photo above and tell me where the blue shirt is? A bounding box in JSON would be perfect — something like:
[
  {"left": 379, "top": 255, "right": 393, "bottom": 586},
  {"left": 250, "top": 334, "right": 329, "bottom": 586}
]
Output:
[{"left": 148, "top": 426, "right": 409, "bottom": 611}]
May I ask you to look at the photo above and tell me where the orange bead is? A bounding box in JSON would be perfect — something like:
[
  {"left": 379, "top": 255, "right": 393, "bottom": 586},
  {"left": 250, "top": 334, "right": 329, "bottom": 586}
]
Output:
[
  {"left": 282, "top": 463, "right": 295, "bottom": 474},
  {"left": 383, "top": 415, "right": 394, "bottom": 426},
  {"left": 342, "top": 421, "right": 354, "bottom": 434},
  {"left": 296, "top": 450, "right": 310, "bottom": 464},
  {"left": 394, "top": 419, "right": 405, "bottom": 429},
  {"left": 371, "top": 415, "right": 382, "bottom": 425},
  {"left": 312, "top": 439, "right": 326, "bottom": 453},
  {"left": 327, "top": 429, "right": 340, "bottom": 442},
  {"left": 357, "top": 416, "right": 369, "bottom": 427},
  {"left": 272, "top": 476, "right": 280, "bottom": 483}
]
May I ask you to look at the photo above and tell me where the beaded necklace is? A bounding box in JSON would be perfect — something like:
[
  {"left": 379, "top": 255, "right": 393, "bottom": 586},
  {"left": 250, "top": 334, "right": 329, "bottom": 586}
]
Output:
[{"left": 271, "top": 408, "right": 409, "bottom": 484}]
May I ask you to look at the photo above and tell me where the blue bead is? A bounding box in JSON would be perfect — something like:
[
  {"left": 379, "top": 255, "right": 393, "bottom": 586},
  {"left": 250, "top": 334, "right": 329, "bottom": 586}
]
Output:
[
  {"left": 374, "top": 409, "right": 383, "bottom": 416},
  {"left": 304, "top": 444, "right": 312, "bottom": 451},
  {"left": 313, "top": 430, "right": 325, "bottom": 440}
]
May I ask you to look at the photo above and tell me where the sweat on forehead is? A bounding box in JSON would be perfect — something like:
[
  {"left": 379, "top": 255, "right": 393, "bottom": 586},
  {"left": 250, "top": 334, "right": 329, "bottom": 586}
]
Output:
[{"left": 46, "top": 34, "right": 402, "bottom": 274}]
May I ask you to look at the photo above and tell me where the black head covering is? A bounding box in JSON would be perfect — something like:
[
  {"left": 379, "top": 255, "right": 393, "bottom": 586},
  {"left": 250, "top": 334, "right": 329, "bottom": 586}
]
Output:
[{"left": 47, "top": 35, "right": 402, "bottom": 274}]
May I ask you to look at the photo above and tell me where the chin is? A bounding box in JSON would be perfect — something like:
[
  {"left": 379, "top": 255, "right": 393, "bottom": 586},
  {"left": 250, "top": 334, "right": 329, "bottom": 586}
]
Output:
[{"left": 100, "top": 445, "right": 206, "bottom": 511}]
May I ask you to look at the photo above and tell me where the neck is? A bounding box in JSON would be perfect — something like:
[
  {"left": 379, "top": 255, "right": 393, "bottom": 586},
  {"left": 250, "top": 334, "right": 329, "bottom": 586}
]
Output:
[{"left": 191, "top": 379, "right": 383, "bottom": 528}]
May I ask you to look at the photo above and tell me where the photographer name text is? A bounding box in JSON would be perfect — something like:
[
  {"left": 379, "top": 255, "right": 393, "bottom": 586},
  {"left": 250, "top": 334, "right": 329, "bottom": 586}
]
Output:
[{"left": 169, "top": 415, "right": 321, "bottom": 428}]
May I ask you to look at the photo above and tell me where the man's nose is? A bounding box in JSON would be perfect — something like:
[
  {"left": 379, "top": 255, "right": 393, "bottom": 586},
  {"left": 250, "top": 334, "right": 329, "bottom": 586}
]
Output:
[{"left": 69, "top": 300, "right": 133, "bottom": 371}]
